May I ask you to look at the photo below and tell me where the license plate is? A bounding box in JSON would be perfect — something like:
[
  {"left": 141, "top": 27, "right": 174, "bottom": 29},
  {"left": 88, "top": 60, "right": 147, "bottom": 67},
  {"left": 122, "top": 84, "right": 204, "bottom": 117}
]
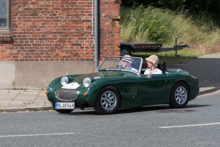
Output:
[{"left": 55, "top": 102, "right": 75, "bottom": 110}]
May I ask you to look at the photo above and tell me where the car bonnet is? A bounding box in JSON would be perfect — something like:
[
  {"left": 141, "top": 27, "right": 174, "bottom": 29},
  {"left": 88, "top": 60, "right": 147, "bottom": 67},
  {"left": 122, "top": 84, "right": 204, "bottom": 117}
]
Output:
[{"left": 73, "top": 71, "right": 127, "bottom": 83}]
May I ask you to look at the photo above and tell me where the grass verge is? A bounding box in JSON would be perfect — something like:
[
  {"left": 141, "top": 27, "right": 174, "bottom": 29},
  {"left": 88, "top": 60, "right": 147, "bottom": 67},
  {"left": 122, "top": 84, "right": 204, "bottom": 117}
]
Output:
[
  {"left": 121, "top": 5, "right": 220, "bottom": 60},
  {"left": 132, "top": 49, "right": 203, "bottom": 64}
]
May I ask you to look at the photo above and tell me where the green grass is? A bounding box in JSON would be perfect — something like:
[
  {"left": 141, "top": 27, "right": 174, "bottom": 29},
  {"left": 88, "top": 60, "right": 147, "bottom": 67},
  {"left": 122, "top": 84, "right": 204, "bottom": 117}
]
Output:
[{"left": 121, "top": 5, "right": 220, "bottom": 63}]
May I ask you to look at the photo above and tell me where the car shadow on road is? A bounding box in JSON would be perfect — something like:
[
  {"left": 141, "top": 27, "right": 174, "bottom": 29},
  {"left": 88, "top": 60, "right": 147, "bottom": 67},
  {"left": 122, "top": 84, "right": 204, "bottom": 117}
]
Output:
[
  {"left": 116, "top": 104, "right": 211, "bottom": 114},
  {"left": 59, "top": 104, "right": 211, "bottom": 115}
]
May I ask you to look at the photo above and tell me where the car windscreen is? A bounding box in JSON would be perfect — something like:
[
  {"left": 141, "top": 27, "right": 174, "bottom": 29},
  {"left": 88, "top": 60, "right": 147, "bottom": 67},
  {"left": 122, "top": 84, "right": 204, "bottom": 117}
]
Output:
[{"left": 98, "top": 57, "right": 142, "bottom": 74}]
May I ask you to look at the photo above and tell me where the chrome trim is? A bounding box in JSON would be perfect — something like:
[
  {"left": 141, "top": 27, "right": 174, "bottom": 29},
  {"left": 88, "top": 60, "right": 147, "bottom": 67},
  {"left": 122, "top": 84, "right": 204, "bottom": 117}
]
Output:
[
  {"left": 96, "top": 56, "right": 143, "bottom": 76},
  {"left": 100, "top": 90, "right": 117, "bottom": 111},
  {"left": 175, "top": 86, "right": 187, "bottom": 105},
  {"left": 167, "top": 68, "right": 189, "bottom": 74},
  {"left": 55, "top": 90, "right": 80, "bottom": 102}
]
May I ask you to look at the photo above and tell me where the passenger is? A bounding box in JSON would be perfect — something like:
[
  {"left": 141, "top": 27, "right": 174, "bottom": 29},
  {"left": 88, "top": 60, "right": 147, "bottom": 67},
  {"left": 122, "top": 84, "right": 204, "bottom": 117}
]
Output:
[
  {"left": 144, "top": 55, "right": 162, "bottom": 76},
  {"left": 121, "top": 55, "right": 138, "bottom": 73}
]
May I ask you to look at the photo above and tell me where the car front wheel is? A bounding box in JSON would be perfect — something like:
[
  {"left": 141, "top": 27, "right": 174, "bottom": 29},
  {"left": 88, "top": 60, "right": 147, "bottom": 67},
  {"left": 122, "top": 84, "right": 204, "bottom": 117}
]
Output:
[
  {"left": 169, "top": 82, "right": 189, "bottom": 108},
  {"left": 95, "top": 86, "right": 120, "bottom": 114}
]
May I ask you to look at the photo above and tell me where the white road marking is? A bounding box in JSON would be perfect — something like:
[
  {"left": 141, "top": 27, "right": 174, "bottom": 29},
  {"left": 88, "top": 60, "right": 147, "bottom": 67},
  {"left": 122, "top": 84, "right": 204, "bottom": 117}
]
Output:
[
  {"left": 159, "top": 122, "right": 220, "bottom": 129},
  {"left": 0, "top": 132, "right": 75, "bottom": 138}
]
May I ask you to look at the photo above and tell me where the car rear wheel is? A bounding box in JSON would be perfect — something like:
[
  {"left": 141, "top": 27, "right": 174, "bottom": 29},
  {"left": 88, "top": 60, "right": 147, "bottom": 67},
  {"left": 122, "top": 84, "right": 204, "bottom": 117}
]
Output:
[
  {"left": 169, "top": 82, "right": 189, "bottom": 108},
  {"left": 51, "top": 102, "right": 73, "bottom": 113},
  {"left": 95, "top": 86, "right": 120, "bottom": 114}
]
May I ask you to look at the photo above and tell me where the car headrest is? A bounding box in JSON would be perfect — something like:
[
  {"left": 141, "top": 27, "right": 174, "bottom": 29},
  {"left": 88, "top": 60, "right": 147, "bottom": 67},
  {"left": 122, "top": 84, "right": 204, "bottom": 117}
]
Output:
[
  {"left": 142, "top": 62, "right": 148, "bottom": 69},
  {"left": 158, "top": 62, "right": 167, "bottom": 73}
]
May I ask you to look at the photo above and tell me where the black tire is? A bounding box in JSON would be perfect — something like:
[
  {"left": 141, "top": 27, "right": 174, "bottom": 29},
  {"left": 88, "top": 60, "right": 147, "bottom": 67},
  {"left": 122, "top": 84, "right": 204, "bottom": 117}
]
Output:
[
  {"left": 121, "top": 48, "right": 131, "bottom": 56},
  {"left": 169, "top": 82, "right": 190, "bottom": 108},
  {"left": 95, "top": 86, "right": 120, "bottom": 114},
  {"left": 51, "top": 102, "right": 73, "bottom": 113}
]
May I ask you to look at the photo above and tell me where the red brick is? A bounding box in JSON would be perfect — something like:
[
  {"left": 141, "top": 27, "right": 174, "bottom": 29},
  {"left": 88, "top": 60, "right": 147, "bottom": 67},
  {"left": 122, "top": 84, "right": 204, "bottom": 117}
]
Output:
[{"left": 0, "top": 0, "right": 120, "bottom": 61}]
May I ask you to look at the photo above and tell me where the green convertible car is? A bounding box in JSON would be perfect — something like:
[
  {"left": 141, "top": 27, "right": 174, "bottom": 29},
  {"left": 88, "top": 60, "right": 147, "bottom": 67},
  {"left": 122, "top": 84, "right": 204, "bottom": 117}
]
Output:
[{"left": 46, "top": 56, "right": 199, "bottom": 114}]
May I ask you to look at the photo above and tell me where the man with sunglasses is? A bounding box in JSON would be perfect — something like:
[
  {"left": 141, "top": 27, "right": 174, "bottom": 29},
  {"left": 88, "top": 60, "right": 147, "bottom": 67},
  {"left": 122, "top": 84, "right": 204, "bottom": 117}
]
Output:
[{"left": 120, "top": 55, "right": 138, "bottom": 73}]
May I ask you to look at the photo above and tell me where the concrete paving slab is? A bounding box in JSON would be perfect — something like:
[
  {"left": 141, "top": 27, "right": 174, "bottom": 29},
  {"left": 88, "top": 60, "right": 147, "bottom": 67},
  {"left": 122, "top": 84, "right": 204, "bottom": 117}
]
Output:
[
  {"left": 0, "top": 91, "right": 20, "bottom": 98},
  {"left": 0, "top": 104, "right": 11, "bottom": 108},
  {"left": 0, "top": 99, "right": 12, "bottom": 104},
  {"left": 14, "top": 92, "right": 38, "bottom": 98},
  {"left": 34, "top": 97, "right": 49, "bottom": 101},
  {"left": 34, "top": 101, "right": 50, "bottom": 106},
  {"left": 35, "top": 96, "right": 47, "bottom": 99},
  {"left": 9, "top": 102, "right": 32, "bottom": 106}
]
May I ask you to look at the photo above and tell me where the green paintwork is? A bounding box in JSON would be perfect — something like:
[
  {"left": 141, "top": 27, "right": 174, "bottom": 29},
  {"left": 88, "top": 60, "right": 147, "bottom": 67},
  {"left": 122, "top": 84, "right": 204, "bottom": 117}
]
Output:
[{"left": 46, "top": 70, "right": 199, "bottom": 109}]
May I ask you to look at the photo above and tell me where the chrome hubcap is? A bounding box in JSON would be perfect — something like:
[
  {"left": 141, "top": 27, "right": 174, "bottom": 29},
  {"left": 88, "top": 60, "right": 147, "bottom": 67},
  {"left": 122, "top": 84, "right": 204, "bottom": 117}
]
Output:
[
  {"left": 100, "top": 91, "right": 117, "bottom": 111},
  {"left": 175, "top": 86, "right": 187, "bottom": 105}
]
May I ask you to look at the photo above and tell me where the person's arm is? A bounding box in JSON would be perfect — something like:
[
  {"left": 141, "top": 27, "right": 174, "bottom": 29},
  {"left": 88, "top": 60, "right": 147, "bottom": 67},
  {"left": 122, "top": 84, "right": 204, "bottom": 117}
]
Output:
[{"left": 144, "top": 69, "right": 150, "bottom": 75}]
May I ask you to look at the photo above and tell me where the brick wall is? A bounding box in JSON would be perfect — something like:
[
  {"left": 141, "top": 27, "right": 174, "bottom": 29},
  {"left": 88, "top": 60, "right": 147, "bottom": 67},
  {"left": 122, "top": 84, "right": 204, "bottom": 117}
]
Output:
[
  {"left": 0, "top": 0, "right": 121, "bottom": 61},
  {"left": 100, "top": 0, "right": 121, "bottom": 59}
]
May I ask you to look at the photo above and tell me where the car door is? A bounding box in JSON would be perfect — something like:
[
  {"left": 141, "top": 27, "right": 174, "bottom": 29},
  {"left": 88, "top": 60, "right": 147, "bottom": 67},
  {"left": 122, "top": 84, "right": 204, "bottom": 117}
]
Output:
[
  {"left": 114, "top": 75, "right": 138, "bottom": 100},
  {"left": 138, "top": 74, "right": 167, "bottom": 100}
]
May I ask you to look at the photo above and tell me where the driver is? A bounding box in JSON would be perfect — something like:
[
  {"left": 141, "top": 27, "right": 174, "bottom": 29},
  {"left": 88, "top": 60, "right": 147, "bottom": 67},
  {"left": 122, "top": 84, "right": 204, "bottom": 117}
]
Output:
[{"left": 120, "top": 55, "right": 138, "bottom": 73}]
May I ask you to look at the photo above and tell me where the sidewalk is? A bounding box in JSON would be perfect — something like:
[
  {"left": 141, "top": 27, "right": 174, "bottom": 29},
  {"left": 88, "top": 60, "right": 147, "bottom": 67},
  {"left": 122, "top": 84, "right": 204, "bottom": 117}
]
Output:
[
  {"left": 0, "top": 89, "right": 52, "bottom": 112},
  {"left": 0, "top": 87, "right": 219, "bottom": 113}
]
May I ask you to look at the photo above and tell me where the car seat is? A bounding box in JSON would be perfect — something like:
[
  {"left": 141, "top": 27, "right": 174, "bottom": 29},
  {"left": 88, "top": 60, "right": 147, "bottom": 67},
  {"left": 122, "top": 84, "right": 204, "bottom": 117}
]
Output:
[{"left": 158, "top": 62, "right": 167, "bottom": 74}]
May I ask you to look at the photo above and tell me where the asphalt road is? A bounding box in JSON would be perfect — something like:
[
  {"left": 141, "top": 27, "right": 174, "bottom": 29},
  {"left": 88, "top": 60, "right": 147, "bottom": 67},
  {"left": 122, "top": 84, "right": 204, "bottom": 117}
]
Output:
[{"left": 0, "top": 92, "right": 220, "bottom": 147}]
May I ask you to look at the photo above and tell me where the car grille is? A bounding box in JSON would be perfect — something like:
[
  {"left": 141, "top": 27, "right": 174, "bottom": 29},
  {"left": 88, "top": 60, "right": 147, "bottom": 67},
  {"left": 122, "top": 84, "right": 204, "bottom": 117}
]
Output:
[{"left": 55, "top": 89, "right": 79, "bottom": 101}]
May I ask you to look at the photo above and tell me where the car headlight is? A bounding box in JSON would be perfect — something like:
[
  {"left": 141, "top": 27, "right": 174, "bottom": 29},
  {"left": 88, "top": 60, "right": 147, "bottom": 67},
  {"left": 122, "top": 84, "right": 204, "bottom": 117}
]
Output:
[
  {"left": 61, "top": 76, "right": 69, "bottom": 86},
  {"left": 83, "top": 77, "right": 91, "bottom": 87}
]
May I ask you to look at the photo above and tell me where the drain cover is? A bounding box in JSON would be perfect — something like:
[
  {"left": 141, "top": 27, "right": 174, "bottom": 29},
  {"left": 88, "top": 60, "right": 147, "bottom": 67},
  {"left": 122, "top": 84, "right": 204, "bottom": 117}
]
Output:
[{"left": 157, "top": 110, "right": 196, "bottom": 113}]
